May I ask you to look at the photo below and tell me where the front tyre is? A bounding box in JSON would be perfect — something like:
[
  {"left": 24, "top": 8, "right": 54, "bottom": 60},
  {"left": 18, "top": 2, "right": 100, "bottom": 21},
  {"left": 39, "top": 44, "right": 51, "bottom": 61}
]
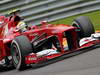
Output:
[
  {"left": 11, "top": 35, "right": 33, "bottom": 70},
  {"left": 72, "top": 16, "right": 95, "bottom": 38}
]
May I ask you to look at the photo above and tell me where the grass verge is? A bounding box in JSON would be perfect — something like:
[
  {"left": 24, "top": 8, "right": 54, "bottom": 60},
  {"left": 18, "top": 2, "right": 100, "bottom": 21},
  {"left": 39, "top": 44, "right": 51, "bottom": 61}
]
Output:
[{"left": 50, "top": 10, "right": 100, "bottom": 30}]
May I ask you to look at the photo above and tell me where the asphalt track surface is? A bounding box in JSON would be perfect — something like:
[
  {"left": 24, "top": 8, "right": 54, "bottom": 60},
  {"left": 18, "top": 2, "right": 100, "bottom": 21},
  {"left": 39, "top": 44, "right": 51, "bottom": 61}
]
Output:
[{"left": 0, "top": 45, "right": 100, "bottom": 75}]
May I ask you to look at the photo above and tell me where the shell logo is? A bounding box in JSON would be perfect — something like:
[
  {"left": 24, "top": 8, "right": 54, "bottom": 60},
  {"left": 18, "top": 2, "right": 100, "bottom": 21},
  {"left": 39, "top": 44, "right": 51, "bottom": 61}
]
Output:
[{"left": 62, "top": 38, "right": 68, "bottom": 47}]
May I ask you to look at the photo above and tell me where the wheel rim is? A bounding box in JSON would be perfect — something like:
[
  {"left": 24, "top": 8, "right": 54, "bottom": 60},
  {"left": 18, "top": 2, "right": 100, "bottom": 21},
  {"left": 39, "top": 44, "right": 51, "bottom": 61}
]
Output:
[
  {"left": 72, "top": 22, "right": 81, "bottom": 32},
  {"left": 11, "top": 44, "right": 20, "bottom": 66}
]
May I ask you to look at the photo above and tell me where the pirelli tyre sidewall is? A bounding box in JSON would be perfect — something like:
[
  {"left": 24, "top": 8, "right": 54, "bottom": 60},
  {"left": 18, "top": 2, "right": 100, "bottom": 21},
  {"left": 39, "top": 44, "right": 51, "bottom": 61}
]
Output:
[
  {"left": 72, "top": 16, "right": 95, "bottom": 38},
  {"left": 11, "top": 35, "right": 33, "bottom": 70}
]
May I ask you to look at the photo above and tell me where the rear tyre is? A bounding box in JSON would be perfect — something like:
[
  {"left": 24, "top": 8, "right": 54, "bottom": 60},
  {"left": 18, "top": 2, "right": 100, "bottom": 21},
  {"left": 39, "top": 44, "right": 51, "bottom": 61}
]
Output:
[
  {"left": 72, "top": 16, "right": 95, "bottom": 38},
  {"left": 11, "top": 35, "right": 33, "bottom": 70}
]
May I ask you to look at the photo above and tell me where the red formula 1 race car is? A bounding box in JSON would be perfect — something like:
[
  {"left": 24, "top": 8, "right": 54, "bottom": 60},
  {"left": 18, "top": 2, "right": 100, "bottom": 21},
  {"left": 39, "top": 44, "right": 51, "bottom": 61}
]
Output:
[{"left": 0, "top": 12, "right": 100, "bottom": 71}]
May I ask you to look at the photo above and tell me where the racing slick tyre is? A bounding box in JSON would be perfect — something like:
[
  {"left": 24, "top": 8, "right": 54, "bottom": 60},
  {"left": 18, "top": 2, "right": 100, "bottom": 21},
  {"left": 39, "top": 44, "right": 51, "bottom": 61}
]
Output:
[
  {"left": 11, "top": 35, "right": 33, "bottom": 70},
  {"left": 72, "top": 16, "right": 95, "bottom": 38}
]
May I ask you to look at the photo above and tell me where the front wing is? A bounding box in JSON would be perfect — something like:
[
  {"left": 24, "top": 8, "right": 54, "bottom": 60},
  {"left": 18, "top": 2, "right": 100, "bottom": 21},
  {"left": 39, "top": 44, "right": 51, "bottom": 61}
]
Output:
[{"left": 25, "top": 32, "right": 100, "bottom": 65}]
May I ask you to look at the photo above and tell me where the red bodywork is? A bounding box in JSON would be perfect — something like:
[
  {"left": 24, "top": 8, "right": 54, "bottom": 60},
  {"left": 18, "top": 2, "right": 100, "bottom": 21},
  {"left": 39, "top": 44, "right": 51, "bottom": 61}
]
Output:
[{"left": 0, "top": 15, "right": 100, "bottom": 65}]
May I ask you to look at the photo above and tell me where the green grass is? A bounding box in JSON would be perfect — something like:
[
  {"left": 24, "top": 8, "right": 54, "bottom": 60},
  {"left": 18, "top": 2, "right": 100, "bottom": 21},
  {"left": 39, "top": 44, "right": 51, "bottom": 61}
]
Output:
[{"left": 50, "top": 10, "right": 100, "bottom": 30}]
